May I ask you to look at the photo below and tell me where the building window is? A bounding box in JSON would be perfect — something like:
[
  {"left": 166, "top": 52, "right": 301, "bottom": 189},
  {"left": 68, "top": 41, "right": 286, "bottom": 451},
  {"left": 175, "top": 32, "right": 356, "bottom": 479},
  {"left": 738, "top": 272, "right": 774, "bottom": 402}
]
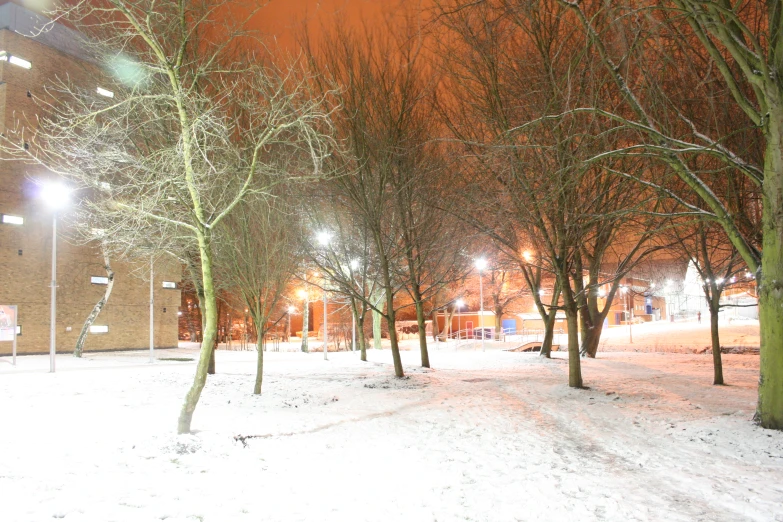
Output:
[
  {"left": 91, "top": 276, "right": 109, "bottom": 285},
  {"left": 16, "top": 325, "right": 22, "bottom": 336},
  {"left": 89, "top": 325, "right": 109, "bottom": 334},
  {"left": 1, "top": 214, "right": 24, "bottom": 225},
  {"left": 0, "top": 52, "right": 32, "bottom": 69},
  {"left": 162, "top": 281, "right": 177, "bottom": 289},
  {"left": 96, "top": 87, "right": 114, "bottom": 98}
]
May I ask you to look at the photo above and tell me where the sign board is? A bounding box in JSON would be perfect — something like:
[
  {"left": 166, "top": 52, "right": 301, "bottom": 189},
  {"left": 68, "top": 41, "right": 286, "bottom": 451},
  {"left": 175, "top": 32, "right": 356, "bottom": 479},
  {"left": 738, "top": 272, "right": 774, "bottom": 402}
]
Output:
[
  {"left": 0, "top": 305, "right": 18, "bottom": 365},
  {"left": 0, "top": 305, "right": 16, "bottom": 341}
]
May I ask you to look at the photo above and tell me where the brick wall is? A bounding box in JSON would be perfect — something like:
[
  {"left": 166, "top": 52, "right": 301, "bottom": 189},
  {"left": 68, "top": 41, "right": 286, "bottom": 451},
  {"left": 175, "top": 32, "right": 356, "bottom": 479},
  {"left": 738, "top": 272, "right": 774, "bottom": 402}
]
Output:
[{"left": 0, "top": 25, "right": 181, "bottom": 354}]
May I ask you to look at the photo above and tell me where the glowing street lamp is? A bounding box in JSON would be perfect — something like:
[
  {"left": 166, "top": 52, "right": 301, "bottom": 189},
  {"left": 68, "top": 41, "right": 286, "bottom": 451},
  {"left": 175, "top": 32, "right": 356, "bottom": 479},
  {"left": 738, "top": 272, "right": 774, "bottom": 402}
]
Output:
[
  {"left": 474, "top": 258, "right": 487, "bottom": 351},
  {"left": 40, "top": 182, "right": 71, "bottom": 373}
]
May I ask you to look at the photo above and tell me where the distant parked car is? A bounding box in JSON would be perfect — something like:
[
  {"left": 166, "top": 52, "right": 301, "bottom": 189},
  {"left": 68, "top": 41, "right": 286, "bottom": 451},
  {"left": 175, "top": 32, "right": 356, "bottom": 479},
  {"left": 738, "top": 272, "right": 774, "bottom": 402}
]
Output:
[{"left": 473, "top": 327, "right": 494, "bottom": 340}]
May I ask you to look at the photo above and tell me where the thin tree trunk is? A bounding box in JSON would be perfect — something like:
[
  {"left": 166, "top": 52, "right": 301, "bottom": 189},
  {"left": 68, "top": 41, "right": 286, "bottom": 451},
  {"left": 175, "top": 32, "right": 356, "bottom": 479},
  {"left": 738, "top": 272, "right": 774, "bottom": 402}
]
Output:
[
  {"left": 357, "top": 315, "right": 367, "bottom": 361},
  {"left": 540, "top": 308, "right": 557, "bottom": 359},
  {"left": 254, "top": 334, "right": 264, "bottom": 394},
  {"left": 372, "top": 296, "right": 384, "bottom": 350},
  {"left": 560, "top": 270, "right": 583, "bottom": 388},
  {"left": 372, "top": 310, "right": 383, "bottom": 349},
  {"left": 414, "top": 299, "right": 430, "bottom": 368},
  {"left": 74, "top": 249, "right": 114, "bottom": 357},
  {"left": 301, "top": 299, "right": 309, "bottom": 352},
  {"left": 387, "top": 308, "right": 404, "bottom": 377},
  {"left": 383, "top": 280, "right": 404, "bottom": 377},
  {"left": 539, "top": 284, "right": 561, "bottom": 358},
  {"left": 177, "top": 233, "right": 217, "bottom": 434},
  {"left": 431, "top": 308, "right": 440, "bottom": 341},
  {"left": 494, "top": 302, "right": 503, "bottom": 338},
  {"left": 709, "top": 296, "right": 724, "bottom": 385},
  {"left": 208, "top": 340, "right": 216, "bottom": 375}
]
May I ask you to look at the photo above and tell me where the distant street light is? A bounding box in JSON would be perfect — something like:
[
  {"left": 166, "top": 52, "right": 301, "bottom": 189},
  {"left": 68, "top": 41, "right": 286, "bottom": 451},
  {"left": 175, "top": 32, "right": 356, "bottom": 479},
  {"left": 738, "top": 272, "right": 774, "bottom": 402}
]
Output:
[
  {"left": 475, "top": 258, "right": 487, "bottom": 351},
  {"left": 40, "top": 182, "right": 71, "bottom": 373}
]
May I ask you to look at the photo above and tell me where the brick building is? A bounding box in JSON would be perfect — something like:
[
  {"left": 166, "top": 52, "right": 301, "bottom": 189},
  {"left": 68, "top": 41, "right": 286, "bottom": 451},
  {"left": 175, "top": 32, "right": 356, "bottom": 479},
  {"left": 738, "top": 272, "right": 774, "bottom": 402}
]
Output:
[{"left": 0, "top": 2, "right": 180, "bottom": 355}]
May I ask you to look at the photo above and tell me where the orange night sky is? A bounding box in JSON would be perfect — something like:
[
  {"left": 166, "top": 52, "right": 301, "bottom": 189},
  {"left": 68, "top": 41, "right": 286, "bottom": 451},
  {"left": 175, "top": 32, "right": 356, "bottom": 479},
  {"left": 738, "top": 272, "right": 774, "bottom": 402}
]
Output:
[{"left": 248, "top": 0, "right": 428, "bottom": 48}]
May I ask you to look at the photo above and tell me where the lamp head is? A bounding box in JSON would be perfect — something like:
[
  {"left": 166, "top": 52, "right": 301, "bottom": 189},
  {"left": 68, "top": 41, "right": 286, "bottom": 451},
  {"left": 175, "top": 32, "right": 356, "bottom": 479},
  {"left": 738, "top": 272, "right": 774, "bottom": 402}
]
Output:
[
  {"left": 288, "top": 305, "right": 295, "bottom": 314},
  {"left": 316, "top": 231, "right": 331, "bottom": 246},
  {"left": 40, "top": 182, "right": 71, "bottom": 211},
  {"left": 456, "top": 299, "right": 464, "bottom": 308},
  {"left": 474, "top": 258, "right": 488, "bottom": 271}
]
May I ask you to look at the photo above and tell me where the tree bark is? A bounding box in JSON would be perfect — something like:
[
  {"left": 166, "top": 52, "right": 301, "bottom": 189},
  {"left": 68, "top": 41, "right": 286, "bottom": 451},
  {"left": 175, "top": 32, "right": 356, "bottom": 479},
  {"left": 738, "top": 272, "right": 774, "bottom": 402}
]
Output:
[
  {"left": 301, "top": 298, "right": 309, "bottom": 352},
  {"left": 208, "top": 340, "right": 216, "bottom": 375},
  {"left": 177, "top": 232, "right": 217, "bottom": 434},
  {"left": 372, "top": 290, "right": 384, "bottom": 350},
  {"left": 756, "top": 125, "right": 783, "bottom": 428},
  {"left": 540, "top": 307, "right": 558, "bottom": 359},
  {"left": 74, "top": 249, "right": 114, "bottom": 357},
  {"left": 431, "top": 308, "right": 440, "bottom": 342},
  {"left": 254, "top": 335, "right": 264, "bottom": 394},
  {"left": 559, "top": 270, "right": 583, "bottom": 388},
  {"left": 414, "top": 296, "right": 430, "bottom": 368},
  {"left": 385, "top": 290, "right": 404, "bottom": 377},
  {"left": 708, "top": 295, "right": 724, "bottom": 385}
]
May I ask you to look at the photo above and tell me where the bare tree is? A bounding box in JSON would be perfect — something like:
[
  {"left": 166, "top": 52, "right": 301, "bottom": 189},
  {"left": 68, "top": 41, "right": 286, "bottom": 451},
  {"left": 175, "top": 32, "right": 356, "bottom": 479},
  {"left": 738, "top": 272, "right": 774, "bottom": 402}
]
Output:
[
  {"left": 216, "top": 188, "right": 302, "bottom": 394},
  {"left": 0, "top": 0, "right": 332, "bottom": 433},
  {"left": 547, "top": 0, "right": 781, "bottom": 428},
  {"left": 73, "top": 242, "right": 115, "bottom": 357},
  {"left": 303, "top": 17, "right": 447, "bottom": 376}
]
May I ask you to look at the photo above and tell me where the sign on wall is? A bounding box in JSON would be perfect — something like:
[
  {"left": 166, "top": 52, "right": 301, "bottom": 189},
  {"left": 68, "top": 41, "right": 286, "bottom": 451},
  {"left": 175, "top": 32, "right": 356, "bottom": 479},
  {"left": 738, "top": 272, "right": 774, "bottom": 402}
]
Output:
[{"left": 0, "top": 305, "right": 16, "bottom": 342}]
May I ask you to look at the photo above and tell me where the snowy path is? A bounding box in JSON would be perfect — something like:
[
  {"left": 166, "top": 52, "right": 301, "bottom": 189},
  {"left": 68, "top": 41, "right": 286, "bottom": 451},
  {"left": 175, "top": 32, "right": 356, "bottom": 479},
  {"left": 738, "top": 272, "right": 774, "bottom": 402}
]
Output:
[{"left": 0, "top": 348, "right": 781, "bottom": 521}]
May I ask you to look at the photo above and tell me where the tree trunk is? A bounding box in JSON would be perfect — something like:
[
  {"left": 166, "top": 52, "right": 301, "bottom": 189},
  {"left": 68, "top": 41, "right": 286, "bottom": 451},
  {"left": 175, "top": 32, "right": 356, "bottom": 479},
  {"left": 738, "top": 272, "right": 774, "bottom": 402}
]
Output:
[
  {"left": 540, "top": 308, "right": 557, "bottom": 359},
  {"left": 494, "top": 304, "right": 503, "bottom": 338},
  {"left": 431, "top": 308, "right": 440, "bottom": 341},
  {"left": 539, "top": 284, "right": 561, "bottom": 359},
  {"left": 301, "top": 299, "right": 309, "bottom": 352},
  {"left": 387, "top": 310, "right": 404, "bottom": 377},
  {"left": 208, "top": 339, "right": 216, "bottom": 375},
  {"left": 708, "top": 296, "right": 724, "bottom": 385},
  {"left": 559, "top": 271, "right": 583, "bottom": 388},
  {"left": 414, "top": 299, "right": 430, "bottom": 368},
  {"left": 254, "top": 335, "right": 264, "bottom": 394},
  {"left": 177, "top": 233, "right": 217, "bottom": 434},
  {"left": 756, "top": 126, "right": 783, "bottom": 428},
  {"left": 357, "top": 315, "right": 367, "bottom": 361},
  {"left": 74, "top": 249, "right": 114, "bottom": 357},
  {"left": 372, "top": 304, "right": 383, "bottom": 350},
  {"left": 565, "top": 306, "right": 583, "bottom": 388},
  {"left": 385, "top": 288, "right": 404, "bottom": 377}
]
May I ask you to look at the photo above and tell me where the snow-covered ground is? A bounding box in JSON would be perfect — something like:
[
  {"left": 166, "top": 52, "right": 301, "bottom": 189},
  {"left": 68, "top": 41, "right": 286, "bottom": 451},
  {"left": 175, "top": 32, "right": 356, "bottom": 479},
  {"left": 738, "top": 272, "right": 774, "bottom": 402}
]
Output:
[{"left": 1, "top": 338, "right": 781, "bottom": 522}]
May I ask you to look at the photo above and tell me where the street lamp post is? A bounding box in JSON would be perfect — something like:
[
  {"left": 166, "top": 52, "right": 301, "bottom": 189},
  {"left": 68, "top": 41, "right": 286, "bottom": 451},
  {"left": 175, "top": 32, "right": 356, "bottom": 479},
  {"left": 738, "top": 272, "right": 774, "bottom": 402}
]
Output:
[
  {"left": 475, "top": 258, "right": 487, "bottom": 351},
  {"left": 316, "top": 231, "right": 332, "bottom": 361},
  {"left": 41, "top": 183, "right": 71, "bottom": 373}
]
